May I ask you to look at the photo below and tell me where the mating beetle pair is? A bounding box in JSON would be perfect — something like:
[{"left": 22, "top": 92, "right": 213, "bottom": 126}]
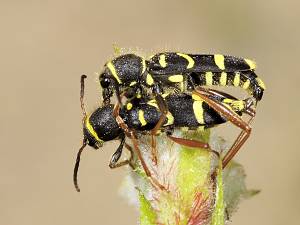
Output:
[{"left": 74, "top": 52, "right": 265, "bottom": 191}]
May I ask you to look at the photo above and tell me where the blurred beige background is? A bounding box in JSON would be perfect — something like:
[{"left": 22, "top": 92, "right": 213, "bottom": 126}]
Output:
[{"left": 1, "top": 0, "right": 299, "bottom": 224}]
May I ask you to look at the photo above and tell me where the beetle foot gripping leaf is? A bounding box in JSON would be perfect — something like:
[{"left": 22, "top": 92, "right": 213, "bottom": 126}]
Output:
[{"left": 119, "top": 130, "right": 259, "bottom": 225}]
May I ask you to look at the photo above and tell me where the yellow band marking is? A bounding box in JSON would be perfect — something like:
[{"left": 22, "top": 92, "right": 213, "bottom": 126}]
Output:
[
  {"left": 245, "top": 59, "right": 256, "bottom": 70},
  {"left": 146, "top": 73, "right": 154, "bottom": 86},
  {"left": 147, "top": 101, "right": 159, "bottom": 109},
  {"left": 214, "top": 54, "right": 225, "bottom": 70},
  {"left": 107, "top": 62, "right": 122, "bottom": 84},
  {"left": 159, "top": 54, "right": 167, "bottom": 68},
  {"left": 138, "top": 110, "right": 147, "bottom": 126},
  {"left": 193, "top": 101, "right": 204, "bottom": 124},
  {"left": 177, "top": 53, "right": 195, "bottom": 69},
  {"left": 242, "top": 79, "right": 250, "bottom": 89},
  {"left": 192, "top": 93, "right": 202, "bottom": 101},
  {"left": 126, "top": 102, "right": 133, "bottom": 110},
  {"left": 256, "top": 78, "right": 266, "bottom": 89},
  {"left": 141, "top": 58, "right": 146, "bottom": 73},
  {"left": 136, "top": 93, "right": 142, "bottom": 98},
  {"left": 220, "top": 72, "right": 227, "bottom": 86},
  {"left": 129, "top": 81, "right": 137, "bottom": 86},
  {"left": 162, "top": 93, "right": 170, "bottom": 98},
  {"left": 168, "top": 74, "right": 184, "bottom": 83},
  {"left": 180, "top": 81, "right": 184, "bottom": 92},
  {"left": 85, "top": 116, "right": 103, "bottom": 144},
  {"left": 233, "top": 72, "right": 240, "bottom": 87},
  {"left": 164, "top": 112, "right": 174, "bottom": 126},
  {"left": 147, "top": 99, "right": 159, "bottom": 109},
  {"left": 205, "top": 72, "right": 213, "bottom": 86}
]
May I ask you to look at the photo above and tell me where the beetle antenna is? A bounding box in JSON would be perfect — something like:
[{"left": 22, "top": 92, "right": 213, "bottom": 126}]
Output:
[
  {"left": 73, "top": 138, "right": 87, "bottom": 192},
  {"left": 80, "top": 75, "right": 87, "bottom": 119},
  {"left": 73, "top": 75, "right": 89, "bottom": 192}
]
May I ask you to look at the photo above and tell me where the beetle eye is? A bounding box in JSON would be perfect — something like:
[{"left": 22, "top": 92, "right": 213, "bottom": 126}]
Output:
[{"left": 101, "top": 78, "right": 111, "bottom": 88}]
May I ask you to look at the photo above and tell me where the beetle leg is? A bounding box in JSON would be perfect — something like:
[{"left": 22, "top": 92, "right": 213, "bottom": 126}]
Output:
[
  {"left": 193, "top": 87, "right": 254, "bottom": 169},
  {"left": 149, "top": 94, "right": 169, "bottom": 165},
  {"left": 109, "top": 134, "right": 126, "bottom": 168},
  {"left": 108, "top": 134, "right": 135, "bottom": 169},
  {"left": 167, "top": 135, "right": 220, "bottom": 158},
  {"left": 73, "top": 138, "right": 88, "bottom": 192},
  {"left": 113, "top": 100, "right": 167, "bottom": 191}
]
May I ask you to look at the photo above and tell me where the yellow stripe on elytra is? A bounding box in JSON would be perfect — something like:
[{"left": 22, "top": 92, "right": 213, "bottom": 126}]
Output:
[
  {"left": 85, "top": 116, "right": 103, "bottom": 143},
  {"left": 164, "top": 112, "right": 174, "bottom": 126},
  {"left": 159, "top": 54, "right": 167, "bottom": 68},
  {"left": 242, "top": 79, "right": 250, "bottom": 89},
  {"left": 176, "top": 53, "right": 195, "bottom": 69},
  {"left": 193, "top": 101, "right": 204, "bottom": 124},
  {"left": 205, "top": 72, "right": 213, "bottom": 85},
  {"left": 245, "top": 59, "right": 256, "bottom": 70},
  {"left": 220, "top": 72, "right": 227, "bottom": 86},
  {"left": 233, "top": 72, "right": 240, "bottom": 87},
  {"left": 107, "top": 62, "right": 122, "bottom": 84},
  {"left": 138, "top": 110, "right": 147, "bottom": 126},
  {"left": 168, "top": 75, "right": 184, "bottom": 83},
  {"left": 256, "top": 78, "right": 266, "bottom": 89},
  {"left": 146, "top": 73, "right": 154, "bottom": 86},
  {"left": 214, "top": 54, "right": 225, "bottom": 70},
  {"left": 141, "top": 58, "right": 146, "bottom": 73},
  {"left": 126, "top": 102, "right": 133, "bottom": 110}
]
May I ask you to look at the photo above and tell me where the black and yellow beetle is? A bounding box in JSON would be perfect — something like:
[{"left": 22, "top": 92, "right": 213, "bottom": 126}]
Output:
[
  {"left": 99, "top": 52, "right": 266, "bottom": 107},
  {"left": 74, "top": 75, "right": 256, "bottom": 192}
]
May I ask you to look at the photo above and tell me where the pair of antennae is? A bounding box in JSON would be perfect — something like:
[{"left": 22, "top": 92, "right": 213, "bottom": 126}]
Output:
[{"left": 73, "top": 75, "right": 88, "bottom": 192}]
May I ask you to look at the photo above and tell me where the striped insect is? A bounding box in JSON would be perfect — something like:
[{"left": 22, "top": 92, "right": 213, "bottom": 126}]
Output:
[
  {"left": 99, "top": 52, "right": 265, "bottom": 108},
  {"left": 74, "top": 75, "right": 256, "bottom": 192}
]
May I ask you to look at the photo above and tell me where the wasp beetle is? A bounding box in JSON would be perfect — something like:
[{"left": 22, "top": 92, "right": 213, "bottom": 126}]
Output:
[
  {"left": 74, "top": 75, "right": 256, "bottom": 192},
  {"left": 99, "top": 52, "right": 265, "bottom": 106}
]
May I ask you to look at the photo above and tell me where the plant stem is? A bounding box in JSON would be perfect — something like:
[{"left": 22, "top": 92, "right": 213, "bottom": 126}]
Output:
[
  {"left": 129, "top": 129, "right": 222, "bottom": 225},
  {"left": 120, "top": 129, "right": 258, "bottom": 224}
]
